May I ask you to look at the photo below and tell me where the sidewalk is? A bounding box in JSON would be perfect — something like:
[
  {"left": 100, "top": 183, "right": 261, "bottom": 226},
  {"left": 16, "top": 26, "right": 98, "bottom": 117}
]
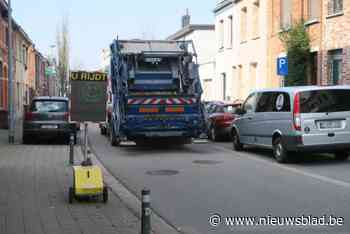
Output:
[{"left": 0, "top": 130, "right": 140, "bottom": 234}]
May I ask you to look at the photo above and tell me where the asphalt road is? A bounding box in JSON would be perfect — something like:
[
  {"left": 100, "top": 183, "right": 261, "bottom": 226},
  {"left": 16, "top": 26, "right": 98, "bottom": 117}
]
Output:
[{"left": 88, "top": 124, "right": 350, "bottom": 234}]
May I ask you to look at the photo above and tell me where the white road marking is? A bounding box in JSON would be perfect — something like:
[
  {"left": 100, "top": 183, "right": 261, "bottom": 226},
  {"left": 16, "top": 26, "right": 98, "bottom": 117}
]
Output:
[{"left": 212, "top": 144, "right": 350, "bottom": 189}]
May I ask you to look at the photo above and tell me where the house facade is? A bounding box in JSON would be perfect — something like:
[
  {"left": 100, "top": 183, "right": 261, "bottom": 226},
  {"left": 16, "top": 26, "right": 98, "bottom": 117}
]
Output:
[
  {"left": 234, "top": 0, "right": 269, "bottom": 100},
  {"left": 268, "top": 0, "right": 350, "bottom": 87},
  {"left": 214, "top": 0, "right": 237, "bottom": 101},
  {"left": 167, "top": 12, "right": 216, "bottom": 101}
]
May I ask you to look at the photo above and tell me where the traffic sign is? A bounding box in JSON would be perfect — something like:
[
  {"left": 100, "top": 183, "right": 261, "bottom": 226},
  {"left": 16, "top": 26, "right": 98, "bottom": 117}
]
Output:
[
  {"left": 277, "top": 57, "right": 288, "bottom": 76},
  {"left": 70, "top": 71, "right": 107, "bottom": 122}
]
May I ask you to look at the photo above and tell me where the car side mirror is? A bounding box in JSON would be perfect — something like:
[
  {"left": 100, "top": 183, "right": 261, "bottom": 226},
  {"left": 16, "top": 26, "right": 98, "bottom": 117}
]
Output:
[{"left": 235, "top": 108, "right": 246, "bottom": 115}]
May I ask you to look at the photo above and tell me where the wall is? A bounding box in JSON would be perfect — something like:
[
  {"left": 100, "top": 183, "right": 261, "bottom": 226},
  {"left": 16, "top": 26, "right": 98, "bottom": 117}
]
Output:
[{"left": 235, "top": 0, "right": 270, "bottom": 100}]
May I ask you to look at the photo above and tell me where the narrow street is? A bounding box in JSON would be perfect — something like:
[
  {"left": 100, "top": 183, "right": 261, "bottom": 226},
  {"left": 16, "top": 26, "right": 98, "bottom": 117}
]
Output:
[{"left": 88, "top": 124, "right": 350, "bottom": 234}]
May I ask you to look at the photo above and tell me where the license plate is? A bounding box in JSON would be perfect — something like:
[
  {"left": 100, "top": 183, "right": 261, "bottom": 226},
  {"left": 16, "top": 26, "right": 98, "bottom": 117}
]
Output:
[
  {"left": 41, "top": 125, "right": 58, "bottom": 129},
  {"left": 319, "top": 121, "right": 342, "bottom": 129}
]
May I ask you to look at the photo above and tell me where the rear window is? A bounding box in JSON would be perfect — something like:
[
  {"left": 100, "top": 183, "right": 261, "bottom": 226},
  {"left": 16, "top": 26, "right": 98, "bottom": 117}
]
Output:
[
  {"left": 216, "top": 105, "right": 238, "bottom": 113},
  {"left": 30, "top": 100, "right": 68, "bottom": 113},
  {"left": 137, "top": 57, "right": 172, "bottom": 72},
  {"left": 300, "top": 89, "right": 350, "bottom": 113}
]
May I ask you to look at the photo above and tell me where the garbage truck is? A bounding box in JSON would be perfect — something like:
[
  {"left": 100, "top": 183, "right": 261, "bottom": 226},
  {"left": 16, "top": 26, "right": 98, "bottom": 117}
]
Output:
[{"left": 108, "top": 39, "right": 206, "bottom": 146}]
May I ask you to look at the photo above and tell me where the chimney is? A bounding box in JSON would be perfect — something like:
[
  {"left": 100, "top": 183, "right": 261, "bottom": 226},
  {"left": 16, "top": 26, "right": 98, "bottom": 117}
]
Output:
[{"left": 182, "top": 9, "right": 191, "bottom": 28}]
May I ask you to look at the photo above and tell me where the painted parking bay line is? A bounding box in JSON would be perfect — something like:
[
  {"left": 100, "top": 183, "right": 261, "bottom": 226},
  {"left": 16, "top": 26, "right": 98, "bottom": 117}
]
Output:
[{"left": 211, "top": 144, "right": 350, "bottom": 189}]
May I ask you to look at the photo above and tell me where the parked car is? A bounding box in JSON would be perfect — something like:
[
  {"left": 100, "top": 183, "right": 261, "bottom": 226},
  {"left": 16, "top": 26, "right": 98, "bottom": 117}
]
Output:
[
  {"left": 23, "top": 96, "right": 76, "bottom": 144},
  {"left": 231, "top": 86, "right": 350, "bottom": 163},
  {"left": 206, "top": 102, "right": 242, "bottom": 141}
]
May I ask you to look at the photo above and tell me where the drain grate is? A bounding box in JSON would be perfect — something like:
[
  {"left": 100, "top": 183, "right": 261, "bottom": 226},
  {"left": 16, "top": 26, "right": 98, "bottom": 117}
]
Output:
[
  {"left": 146, "top": 170, "right": 179, "bottom": 176},
  {"left": 192, "top": 160, "right": 222, "bottom": 165}
]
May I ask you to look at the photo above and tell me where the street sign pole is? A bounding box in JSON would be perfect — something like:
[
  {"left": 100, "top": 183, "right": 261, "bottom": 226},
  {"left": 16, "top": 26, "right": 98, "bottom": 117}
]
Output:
[{"left": 7, "top": 0, "right": 15, "bottom": 143}]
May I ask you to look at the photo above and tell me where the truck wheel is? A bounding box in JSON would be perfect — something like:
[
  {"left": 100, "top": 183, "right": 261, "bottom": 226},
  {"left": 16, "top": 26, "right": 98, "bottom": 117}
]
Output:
[
  {"left": 110, "top": 127, "right": 120, "bottom": 147},
  {"left": 68, "top": 187, "right": 74, "bottom": 204},
  {"left": 102, "top": 187, "right": 108, "bottom": 203},
  {"left": 232, "top": 130, "right": 243, "bottom": 151},
  {"left": 273, "top": 137, "right": 289, "bottom": 163},
  {"left": 335, "top": 152, "right": 349, "bottom": 161}
]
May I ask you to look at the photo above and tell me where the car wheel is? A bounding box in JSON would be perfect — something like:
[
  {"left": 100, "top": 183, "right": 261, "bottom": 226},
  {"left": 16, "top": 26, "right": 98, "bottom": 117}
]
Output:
[
  {"left": 22, "top": 133, "right": 30, "bottom": 145},
  {"left": 273, "top": 137, "right": 289, "bottom": 163},
  {"left": 100, "top": 126, "right": 107, "bottom": 135},
  {"left": 210, "top": 127, "right": 218, "bottom": 142},
  {"left": 232, "top": 130, "right": 243, "bottom": 151},
  {"left": 334, "top": 152, "right": 349, "bottom": 161}
]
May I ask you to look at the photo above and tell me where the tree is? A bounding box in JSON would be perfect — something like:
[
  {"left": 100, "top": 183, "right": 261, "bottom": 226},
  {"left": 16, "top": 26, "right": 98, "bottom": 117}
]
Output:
[
  {"left": 279, "top": 21, "right": 311, "bottom": 86},
  {"left": 56, "top": 17, "right": 70, "bottom": 96}
]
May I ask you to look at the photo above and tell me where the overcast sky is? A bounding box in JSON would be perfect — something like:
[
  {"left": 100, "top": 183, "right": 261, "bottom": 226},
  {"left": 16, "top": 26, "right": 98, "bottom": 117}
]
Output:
[{"left": 13, "top": 0, "right": 215, "bottom": 70}]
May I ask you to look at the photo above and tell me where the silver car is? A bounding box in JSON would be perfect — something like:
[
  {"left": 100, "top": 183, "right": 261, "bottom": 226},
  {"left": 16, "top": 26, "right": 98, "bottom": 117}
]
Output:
[{"left": 231, "top": 86, "right": 350, "bottom": 163}]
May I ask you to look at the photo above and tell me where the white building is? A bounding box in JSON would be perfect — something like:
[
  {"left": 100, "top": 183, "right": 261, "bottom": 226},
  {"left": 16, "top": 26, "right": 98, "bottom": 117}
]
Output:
[
  {"left": 214, "top": 0, "right": 237, "bottom": 101},
  {"left": 167, "top": 12, "right": 216, "bottom": 101},
  {"left": 214, "top": 0, "right": 269, "bottom": 101}
]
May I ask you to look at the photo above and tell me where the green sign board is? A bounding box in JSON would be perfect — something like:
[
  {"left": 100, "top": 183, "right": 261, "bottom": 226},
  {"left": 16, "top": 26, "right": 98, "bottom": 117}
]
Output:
[{"left": 70, "top": 71, "right": 107, "bottom": 122}]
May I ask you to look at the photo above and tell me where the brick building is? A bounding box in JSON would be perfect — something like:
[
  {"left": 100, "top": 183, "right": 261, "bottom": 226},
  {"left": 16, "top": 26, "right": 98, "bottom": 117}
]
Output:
[{"left": 268, "top": 0, "right": 350, "bottom": 87}]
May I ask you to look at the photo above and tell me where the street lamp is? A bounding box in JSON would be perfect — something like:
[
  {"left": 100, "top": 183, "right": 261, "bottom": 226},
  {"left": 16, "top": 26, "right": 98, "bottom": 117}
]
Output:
[{"left": 7, "top": 0, "right": 15, "bottom": 143}]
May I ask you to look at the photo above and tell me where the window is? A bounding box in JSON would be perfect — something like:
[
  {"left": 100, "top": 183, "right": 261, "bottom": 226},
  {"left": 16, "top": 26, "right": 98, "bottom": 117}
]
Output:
[
  {"left": 250, "top": 63, "right": 257, "bottom": 92},
  {"left": 219, "top": 20, "right": 224, "bottom": 49},
  {"left": 328, "top": 49, "right": 342, "bottom": 85},
  {"left": 30, "top": 100, "right": 68, "bottom": 113},
  {"left": 308, "top": 0, "right": 320, "bottom": 21},
  {"left": 243, "top": 93, "right": 256, "bottom": 113},
  {"left": 228, "top": 15, "right": 233, "bottom": 47},
  {"left": 300, "top": 89, "right": 350, "bottom": 113},
  {"left": 221, "top": 73, "right": 226, "bottom": 100},
  {"left": 240, "top": 7, "right": 247, "bottom": 42},
  {"left": 252, "top": 1, "right": 260, "bottom": 38},
  {"left": 280, "top": 0, "right": 292, "bottom": 30},
  {"left": 328, "top": 0, "right": 343, "bottom": 15},
  {"left": 256, "top": 92, "right": 291, "bottom": 113},
  {"left": 137, "top": 57, "right": 172, "bottom": 72}
]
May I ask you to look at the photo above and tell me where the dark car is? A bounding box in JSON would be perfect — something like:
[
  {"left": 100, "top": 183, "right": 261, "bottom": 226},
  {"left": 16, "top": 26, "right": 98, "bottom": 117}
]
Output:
[
  {"left": 207, "top": 102, "right": 242, "bottom": 141},
  {"left": 23, "top": 96, "right": 76, "bottom": 144}
]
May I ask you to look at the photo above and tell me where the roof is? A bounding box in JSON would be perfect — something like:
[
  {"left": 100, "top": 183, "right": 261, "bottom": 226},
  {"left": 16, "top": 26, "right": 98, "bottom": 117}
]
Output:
[
  {"left": 117, "top": 40, "right": 187, "bottom": 55},
  {"left": 13, "top": 20, "right": 33, "bottom": 45},
  {"left": 33, "top": 96, "right": 69, "bottom": 101},
  {"left": 167, "top": 24, "right": 215, "bottom": 40},
  {"left": 213, "top": 0, "right": 233, "bottom": 13},
  {"left": 253, "top": 85, "right": 350, "bottom": 94}
]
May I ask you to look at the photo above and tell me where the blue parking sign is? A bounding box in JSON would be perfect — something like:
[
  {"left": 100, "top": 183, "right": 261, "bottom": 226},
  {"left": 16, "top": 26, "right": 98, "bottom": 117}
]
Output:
[{"left": 277, "top": 57, "right": 288, "bottom": 76}]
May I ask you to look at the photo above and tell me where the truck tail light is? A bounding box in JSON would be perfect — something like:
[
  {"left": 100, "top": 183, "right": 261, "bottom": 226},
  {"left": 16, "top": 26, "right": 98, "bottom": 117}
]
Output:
[
  {"left": 166, "top": 107, "right": 184, "bottom": 113},
  {"left": 293, "top": 92, "right": 301, "bottom": 131},
  {"left": 139, "top": 107, "right": 159, "bottom": 113}
]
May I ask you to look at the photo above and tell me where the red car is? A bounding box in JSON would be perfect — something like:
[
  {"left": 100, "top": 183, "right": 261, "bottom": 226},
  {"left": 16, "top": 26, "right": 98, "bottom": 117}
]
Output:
[{"left": 206, "top": 102, "right": 242, "bottom": 141}]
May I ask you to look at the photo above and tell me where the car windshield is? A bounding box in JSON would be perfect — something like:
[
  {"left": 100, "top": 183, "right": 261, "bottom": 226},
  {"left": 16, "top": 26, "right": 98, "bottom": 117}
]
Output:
[
  {"left": 30, "top": 100, "right": 68, "bottom": 113},
  {"left": 300, "top": 89, "right": 350, "bottom": 113}
]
